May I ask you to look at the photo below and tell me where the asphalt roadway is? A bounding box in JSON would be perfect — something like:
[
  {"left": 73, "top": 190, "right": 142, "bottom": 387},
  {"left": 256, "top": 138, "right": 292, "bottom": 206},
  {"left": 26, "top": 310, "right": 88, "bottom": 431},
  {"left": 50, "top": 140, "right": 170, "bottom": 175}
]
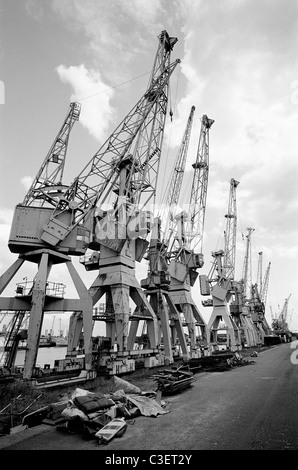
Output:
[{"left": 1, "top": 342, "right": 298, "bottom": 453}]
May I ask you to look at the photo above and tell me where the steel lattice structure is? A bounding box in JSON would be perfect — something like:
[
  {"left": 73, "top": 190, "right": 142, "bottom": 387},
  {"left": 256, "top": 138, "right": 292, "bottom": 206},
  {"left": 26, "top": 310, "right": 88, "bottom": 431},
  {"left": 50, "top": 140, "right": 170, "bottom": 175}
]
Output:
[
  {"left": 41, "top": 32, "right": 180, "bottom": 249},
  {"left": 242, "top": 227, "right": 255, "bottom": 299},
  {"left": 163, "top": 105, "right": 196, "bottom": 247},
  {"left": 260, "top": 261, "right": 271, "bottom": 306},
  {"left": 223, "top": 178, "right": 240, "bottom": 280},
  {"left": 186, "top": 114, "right": 214, "bottom": 252},
  {"left": 22, "top": 102, "right": 81, "bottom": 208}
]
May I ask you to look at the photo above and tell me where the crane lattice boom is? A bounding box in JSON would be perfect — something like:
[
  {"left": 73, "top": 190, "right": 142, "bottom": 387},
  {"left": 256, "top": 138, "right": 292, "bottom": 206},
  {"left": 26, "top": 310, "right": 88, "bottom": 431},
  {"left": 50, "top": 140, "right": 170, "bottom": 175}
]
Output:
[
  {"left": 256, "top": 251, "right": 263, "bottom": 294},
  {"left": 163, "top": 105, "right": 196, "bottom": 246},
  {"left": 23, "top": 101, "right": 81, "bottom": 208},
  {"left": 223, "top": 178, "right": 239, "bottom": 280},
  {"left": 186, "top": 114, "right": 214, "bottom": 252},
  {"left": 260, "top": 261, "right": 271, "bottom": 306},
  {"left": 278, "top": 294, "right": 292, "bottom": 322},
  {"left": 242, "top": 227, "right": 254, "bottom": 299},
  {"left": 41, "top": 56, "right": 180, "bottom": 248},
  {"left": 167, "top": 113, "right": 214, "bottom": 265}
]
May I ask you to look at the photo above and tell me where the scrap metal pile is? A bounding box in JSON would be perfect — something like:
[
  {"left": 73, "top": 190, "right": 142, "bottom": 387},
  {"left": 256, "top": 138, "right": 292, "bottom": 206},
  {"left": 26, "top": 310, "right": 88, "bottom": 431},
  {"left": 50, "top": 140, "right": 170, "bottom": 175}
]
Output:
[
  {"left": 151, "top": 368, "right": 194, "bottom": 395},
  {"left": 151, "top": 352, "right": 257, "bottom": 393},
  {"left": 184, "top": 351, "right": 257, "bottom": 372}
]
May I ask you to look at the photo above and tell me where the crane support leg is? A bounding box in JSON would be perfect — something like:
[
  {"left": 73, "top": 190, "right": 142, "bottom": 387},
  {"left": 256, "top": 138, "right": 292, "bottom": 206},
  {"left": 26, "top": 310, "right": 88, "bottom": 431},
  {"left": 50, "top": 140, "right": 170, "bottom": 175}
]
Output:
[
  {"left": 165, "top": 293, "right": 189, "bottom": 361},
  {"left": 148, "top": 291, "right": 173, "bottom": 365},
  {"left": 191, "top": 304, "right": 207, "bottom": 340},
  {"left": 168, "top": 289, "right": 206, "bottom": 357},
  {"left": 111, "top": 285, "right": 130, "bottom": 352},
  {"left": 207, "top": 302, "right": 241, "bottom": 352},
  {"left": 23, "top": 252, "right": 49, "bottom": 379},
  {"left": 181, "top": 303, "right": 197, "bottom": 356},
  {"left": 128, "top": 288, "right": 159, "bottom": 350},
  {"left": 89, "top": 270, "right": 160, "bottom": 355},
  {"left": 241, "top": 315, "right": 258, "bottom": 347},
  {"left": 247, "top": 316, "right": 260, "bottom": 345},
  {"left": 66, "top": 261, "right": 93, "bottom": 369},
  {"left": 0, "top": 258, "right": 25, "bottom": 294},
  {"left": 254, "top": 322, "right": 266, "bottom": 344},
  {"left": 67, "top": 312, "right": 83, "bottom": 356}
]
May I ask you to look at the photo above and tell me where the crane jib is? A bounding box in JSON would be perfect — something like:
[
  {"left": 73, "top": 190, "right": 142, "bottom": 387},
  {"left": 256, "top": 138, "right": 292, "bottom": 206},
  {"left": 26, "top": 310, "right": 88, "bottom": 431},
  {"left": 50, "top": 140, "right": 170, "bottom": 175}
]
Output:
[{"left": 40, "top": 59, "right": 181, "bottom": 248}]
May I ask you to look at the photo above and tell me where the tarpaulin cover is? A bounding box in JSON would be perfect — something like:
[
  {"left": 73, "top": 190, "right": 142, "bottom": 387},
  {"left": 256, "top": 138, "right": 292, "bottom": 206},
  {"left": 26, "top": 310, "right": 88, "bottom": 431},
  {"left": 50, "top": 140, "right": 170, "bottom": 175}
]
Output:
[
  {"left": 61, "top": 405, "right": 89, "bottom": 422},
  {"left": 109, "top": 375, "right": 142, "bottom": 394},
  {"left": 126, "top": 395, "right": 169, "bottom": 417},
  {"left": 71, "top": 388, "right": 94, "bottom": 399}
]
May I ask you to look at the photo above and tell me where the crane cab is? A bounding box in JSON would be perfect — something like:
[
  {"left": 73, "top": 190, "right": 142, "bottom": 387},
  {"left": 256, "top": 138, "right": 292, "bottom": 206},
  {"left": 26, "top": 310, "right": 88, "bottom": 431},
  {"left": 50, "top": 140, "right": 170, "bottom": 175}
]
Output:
[{"left": 8, "top": 205, "right": 90, "bottom": 256}]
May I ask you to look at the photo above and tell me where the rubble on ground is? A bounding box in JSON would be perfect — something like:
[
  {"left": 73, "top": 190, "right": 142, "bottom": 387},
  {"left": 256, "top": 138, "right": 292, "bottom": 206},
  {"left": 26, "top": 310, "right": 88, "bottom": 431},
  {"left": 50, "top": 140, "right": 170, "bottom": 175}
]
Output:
[
  {"left": 224, "top": 352, "right": 257, "bottom": 370},
  {"left": 250, "top": 351, "right": 259, "bottom": 357},
  {"left": 151, "top": 368, "right": 194, "bottom": 395},
  {"left": 56, "top": 376, "right": 170, "bottom": 444},
  {"left": 2, "top": 350, "right": 258, "bottom": 441}
]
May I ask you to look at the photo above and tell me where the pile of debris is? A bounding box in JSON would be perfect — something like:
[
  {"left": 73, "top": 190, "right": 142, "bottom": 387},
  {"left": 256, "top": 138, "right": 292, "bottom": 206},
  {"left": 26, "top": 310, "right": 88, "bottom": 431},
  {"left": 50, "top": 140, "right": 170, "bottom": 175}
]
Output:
[
  {"left": 151, "top": 367, "right": 194, "bottom": 395},
  {"left": 56, "top": 375, "right": 169, "bottom": 444},
  {"left": 177, "top": 351, "right": 257, "bottom": 373},
  {"left": 225, "top": 352, "right": 257, "bottom": 370}
]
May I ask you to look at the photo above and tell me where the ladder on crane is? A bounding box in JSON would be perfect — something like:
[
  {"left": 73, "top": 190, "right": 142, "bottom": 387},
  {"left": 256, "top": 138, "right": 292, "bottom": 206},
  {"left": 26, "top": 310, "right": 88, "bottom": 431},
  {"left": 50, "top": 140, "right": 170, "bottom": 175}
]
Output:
[{"left": 1, "top": 311, "right": 27, "bottom": 370}]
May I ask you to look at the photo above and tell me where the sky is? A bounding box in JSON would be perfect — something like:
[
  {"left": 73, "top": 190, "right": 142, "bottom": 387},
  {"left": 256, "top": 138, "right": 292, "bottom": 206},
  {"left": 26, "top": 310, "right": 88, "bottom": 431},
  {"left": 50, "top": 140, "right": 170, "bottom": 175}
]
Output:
[{"left": 0, "top": 0, "right": 298, "bottom": 336}]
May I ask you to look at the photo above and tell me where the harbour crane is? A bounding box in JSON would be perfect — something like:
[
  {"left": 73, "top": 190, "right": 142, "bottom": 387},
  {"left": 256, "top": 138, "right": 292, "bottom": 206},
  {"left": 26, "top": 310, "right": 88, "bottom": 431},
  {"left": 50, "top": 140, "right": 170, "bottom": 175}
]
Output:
[
  {"left": 288, "top": 308, "right": 295, "bottom": 330},
  {"left": 230, "top": 228, "right": 259, "bottom": 347},
  {"left": 247, "top": 254, "right": 272, "bottom": 342},
  {"left": 166, "top": 113, "right": 214, "bottom": 356},
  {"left": 260, "top": 260, "right": 271, "bottom": 326},
  {"left": 270, "top": 305, "right": 276, "bottom": 322},
  {"left": 241, "top": 227, "right": 255, "bottom": 301},
  {"left": 0, "top": 31, "right": 180, "bottom": 378},
  {"left": 49, "top": 315, "right": 56, "bottom": 337},
  {"left": 140, "top": 105, "right": 196, "bottom": 363},
  {"left": 248, "top": 282, "right": 271, "bottom": 341},
  {"left": 261, "top": 261, "right": 271, "bottom": 306},
  {"left": 271, "top": 294, "right": 292, "bottom": 341},
  {"left": 41, "top": 31, "right": 179, "bottom": 250},
  {"left": 0, "top": 102, "right": 87, "bottom": 379},
  {"left": 139, "top": 107, "right": 214, "bottom": 360},
  {"left": 163, "top": 106, "right": 196, "bottom": 248},
  {"left": 278, "top": 294, "right": 292, "bottom": 323},
  {"left": 22, "top": 102, "right": 81, "bottom": 209},
  {"left": 74, "top": 30, "right": 181, "bottom": 374},
  {"left": 201, "top": 178, "right": 241, "bottom": 351},
  {"left": 255, "top": 251, "right": 271, "bottom": 310}
]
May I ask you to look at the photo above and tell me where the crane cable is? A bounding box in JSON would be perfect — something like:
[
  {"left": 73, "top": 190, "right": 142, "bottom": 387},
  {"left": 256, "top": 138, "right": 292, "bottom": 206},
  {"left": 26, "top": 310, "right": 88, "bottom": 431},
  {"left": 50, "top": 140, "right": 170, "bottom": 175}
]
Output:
[{"left": 74, "top": 70, "right": 153, "bottom": 102}]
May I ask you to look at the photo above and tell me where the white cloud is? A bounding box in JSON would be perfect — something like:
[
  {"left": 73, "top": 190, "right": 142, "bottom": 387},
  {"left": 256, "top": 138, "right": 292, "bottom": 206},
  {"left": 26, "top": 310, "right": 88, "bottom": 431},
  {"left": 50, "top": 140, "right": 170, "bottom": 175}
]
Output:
[
  {"left": 21, "top": 176, "right": 33, "bottom": 191},
  {"left": 51, "top": 0, "right": 166, "bottom": 81},
  {"left": 25, "top": 0, "right": 44, "bottom": 21},
  {"left": 56, "top": 64, "right": 116, "bottom": 142},
  {"left": 171, "top": 1, "right": 298, "bottom": 253},
  {"left": 124, "top": 0, "right": 165, "bottom": 26}
]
